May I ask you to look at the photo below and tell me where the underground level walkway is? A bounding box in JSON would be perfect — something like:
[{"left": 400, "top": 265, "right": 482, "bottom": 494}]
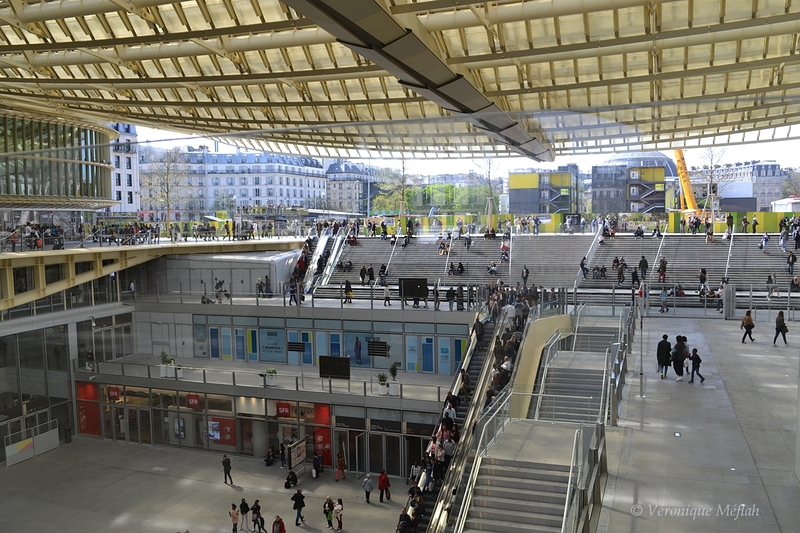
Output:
[
  {"left": 598, "top": 315, "right": 800, "bottom": 533},
  {"left": 0, "top": 438, "right": 404, "bottom": 533}
]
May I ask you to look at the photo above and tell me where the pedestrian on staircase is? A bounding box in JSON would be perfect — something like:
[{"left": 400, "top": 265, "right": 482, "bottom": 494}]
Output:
[{"left": 638, "top": 256, "right": 648, "bottom": 280}]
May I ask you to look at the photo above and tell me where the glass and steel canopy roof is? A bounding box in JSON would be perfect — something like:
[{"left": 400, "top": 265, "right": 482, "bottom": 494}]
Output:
[{"left": 1, "top": 0, "right": 799, "bottom": 160}]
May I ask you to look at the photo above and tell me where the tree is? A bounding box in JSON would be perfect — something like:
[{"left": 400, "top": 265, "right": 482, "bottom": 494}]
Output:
[
  {"left": 781, "top": 169, "right": 800, "bottom": 197},
  {"left": 140, "top": 147, "right": 193, "bottom": 223},
  {"left": 472, "top": 158, "right": 501, "bottom": 216},
  {"left": 213, "top": 189, "right": 236, "bottom": 216},
  {"left": 370, "top": 162, "right": 419, "bottom": 214}
]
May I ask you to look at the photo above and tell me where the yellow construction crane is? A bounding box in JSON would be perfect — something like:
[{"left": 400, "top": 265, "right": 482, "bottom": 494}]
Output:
[{"left": 673, "top": 149, "right": 700, "bottom": 213}]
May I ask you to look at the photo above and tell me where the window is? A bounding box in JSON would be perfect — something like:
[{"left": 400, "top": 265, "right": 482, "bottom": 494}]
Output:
[
  {"left": 115, "top": 174, "right": 121, "bottom": 186},
  {"left": 240, "top": 177, "right": 247, "bottom": 185},
  {"left": 240, "top": 189, "right": 248, "bottom": 197},
  {"left": 254, "top": 177, "right": 260, "bottom": 185},
  {"left": 227, "top": 177, "right": 234, "bottom": 186},
  {"left": 279, "top": 177, "right": 284, "bottom": 185},
  {"left": 254, "top": 200, "right": 261, "bottom": 206},
  {"left": 226, "top": 155, "right": 232, "bottom": 163},
  {"left": 293, "top": 178, "right": 297, "bottom": 186},
  {"left": 212, "top": 177, "right": 220, "bottom": 186},
  {"left": 116, "top": 191, "right": 122, "bottom": 201},
  {"left": 125, "top": 157, "right": 131, "bottom": 169},
  {"left": 279, "top": 188, "right": 283, "bottom": 196},
  {"left": 127, "top": 192, "right": 133, "bottom": 204},
  {"left": 226, "top": 166, "right": 235, "bottom": 174},
  {"left": 187, "top": 177, "right": 192, "bottom": 185},
  {"left": 127, "top": 174, "right": 132, "bottom": 187},
  {"left": 293, "top": 189, "right": 297, "bottom": 197},
  {"left": 254, "top": 188, "right": 261, "bottom": 197},
  {"left": 268, "top": 177, "right": 274, "bottom": 185},
  {"left": 114, "top": 156, "right": 120, "bottom": 168}
]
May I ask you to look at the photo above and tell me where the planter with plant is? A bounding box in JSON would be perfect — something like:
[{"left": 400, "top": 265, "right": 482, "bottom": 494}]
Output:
[
  {"left": 377, "top": 373, "right": 389, "bottom": 396},
  {"left": 266, "top": 368, "right": 278, "bottom": 387},
  {"left": 159, "top": 351, "right": 182, "bottom": 378},
  {"left": 388, "top": 363, "right": 400, "bottom": 396}
]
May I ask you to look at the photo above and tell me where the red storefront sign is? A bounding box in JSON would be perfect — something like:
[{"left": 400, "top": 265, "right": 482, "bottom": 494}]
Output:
[
  {"left": 107, "top": 387, "right": 120, "bottom": 401},
  {"left": 276, "top": 402, "right": 291, "bottom": 417},
  {"left": 187, "top": 394, "right": 201, "bottom": 410}
]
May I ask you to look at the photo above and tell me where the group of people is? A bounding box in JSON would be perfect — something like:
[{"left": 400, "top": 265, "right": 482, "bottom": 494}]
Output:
[{"left": 655, "top": 334, "right": 705, "bottom": 383}]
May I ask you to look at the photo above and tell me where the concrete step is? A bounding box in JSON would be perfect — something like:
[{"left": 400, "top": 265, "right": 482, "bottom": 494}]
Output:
[
  {"left": 477, "top": 473, "right": 569, "bottom": 492},
  {"left": 468, "top": 506, "right": 564, "bottom": 528},
  {"left": 464, "top": 516, "right": 561, "bottom": 533},
  {"left": 479, "top": 463, "right": 570, "bottom": 483},
  {"left": 472, "top": 485, "right": 567, "bottom": 505},
  {"left": 471, "top": 495, "right": 565, "bottom": 516},
  {"left": 481, "top": 457, "right": 571, "bottom": 472}
]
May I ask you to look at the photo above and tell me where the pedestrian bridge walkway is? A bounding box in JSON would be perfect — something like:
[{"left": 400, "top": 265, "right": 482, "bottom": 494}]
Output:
[{"left": 0, "top": 238, "right": 302, "bottom": 312}]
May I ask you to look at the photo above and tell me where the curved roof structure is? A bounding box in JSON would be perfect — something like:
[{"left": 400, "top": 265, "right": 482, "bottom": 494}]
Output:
[
  {"left": 1, "top": 0, "right": 799, "bottom": 161},
  {"left": 602, "top": 151, "right": 679, "bottom": 177}
]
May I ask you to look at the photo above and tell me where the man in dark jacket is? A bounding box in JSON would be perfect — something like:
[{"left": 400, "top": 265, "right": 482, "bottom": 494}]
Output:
[
  {"left": 638, "top": 256, "right": 649, "bottom": 280},
  {"left": 446, "top": 286, "right": 456, "bottom": 311},
  {"left": 291, "top": 489, "right": 305, "bottom": 526},
  {"left": 656, "top": 334, "right": 671, "bottom": 379}
]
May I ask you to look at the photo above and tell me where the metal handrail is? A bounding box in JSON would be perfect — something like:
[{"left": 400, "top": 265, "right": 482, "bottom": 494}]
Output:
[
  {"left": 649, "top": 223, "right": 668, "bottom": 284},
  {"left": 534, "top": 327, "right": 566, "bottom": 419},
  {"left": 724, "top": 228, "right": 735, "bottom": 280},
  {"left": 310, "top": 227, "right": 346, "bottom": 294},
  {"left": 428, "top": 308, "right": 512, "bottom": 533},
  {"left": 574, "top": 228, "right": 602, "bottom": 286},
  {"left": 598, "top": 347, "right": 612, "bottom": 424},
  {"left": 302, "top": 227, "right": 331, "bottom": 292},
  {"left": 560, "top": 428, "right": 581, "bottom": 533}
]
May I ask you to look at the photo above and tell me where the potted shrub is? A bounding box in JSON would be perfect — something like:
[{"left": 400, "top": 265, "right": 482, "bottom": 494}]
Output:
[
  {"left": 160, "top": 351, "right": 175, "bottom": 378},
  {"left": 388, "top": 363, "right": 400, "bottom": 396},
  {"left": 377, "top": 373, "right": 389, "bottom": 396},
  {"left": 266, "top": 368, "right": 278, "bottom": 387}
]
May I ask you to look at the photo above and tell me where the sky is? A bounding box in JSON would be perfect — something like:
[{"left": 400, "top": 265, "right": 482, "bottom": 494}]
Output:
[{"left": 135, "top": 125, "right": 799, "bottom": 176}]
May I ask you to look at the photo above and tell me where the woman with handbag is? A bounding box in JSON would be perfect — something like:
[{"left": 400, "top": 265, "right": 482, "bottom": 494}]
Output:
[
  {"left": 773, "top": 310, "right": 789, "bottom": 346},
  {"left": 741, "top": 310, "right": 756, "bottom": 343}
]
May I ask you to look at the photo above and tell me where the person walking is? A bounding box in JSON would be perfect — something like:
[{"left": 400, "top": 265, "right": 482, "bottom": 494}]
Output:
[
  {"left": 761, "top": 232, "right": 770, "bottom": 253},
  {"left": 656, "top": 334, "right": 671, "bottom": 379},
  {"left": 408, "top": 462, "right": 421, "bottom": 485},
  {"left": 384, "top": 284, "right": 391, "bottom": 306},
  {"left": 291, "top": 489, "right": 306, "bottom": 526},
  {"left": 788, "top": 251, "right": 797, "bottom": 274},
  {"left": 446, "top": 286, "right": 456, "bottom": 311},
  {"left": 240, "top": 499, "right": 251, "bottom": 532},
  {"left": 741, "top": 310, "right": 756, "bottom": 343},
  {"left": 659, "top": 287, "right": 669, "bottom": 313},
  {"left": 378, "top": 469, "right": 391, "bottom": 502},
  {"left": 362, "top": 474, "right": 374, "bottom": 503},
  {"left": 335, "top": 451, "right": 347, "bottom": 481},
  {"left": 672, "top": 336, "right": 687, "bottom": 382},
  {"left": 280, "top": 444, "right": 286, "bottom": 468},
  {"left": 521, "top": 265, "right": 529, "bottom": 287},
  {"left": 222, "top": 454, "right": 234, "bottom": 485},
  {"left": 334, "top": 499, "right": 343, "bottom": 532},
  {"left": 229, "top": 504, "right": 240, "bottom": 533},
  {"left": 323, "top": 496, "right": 335, "bottom": 529},
  {"left": 773, "top": 310, "right": 789, "bottom": 346},
  {"left": 688, "top": 348, "right": 705, "bottom": 384},
  {"left": 271, "top": 516, "right": 287, "bottom": 533},
  {"left": 343, "top": 279, "right": 353, "bottom": 304},
  {"left": 359, "top": 265, "right": 367, "bottom": 285},
  {"left": 580, "top": 257, "right": 589, "bottom": 278},
  {"left": 638, "top": 255, "right": 648, "bottom": 280}
]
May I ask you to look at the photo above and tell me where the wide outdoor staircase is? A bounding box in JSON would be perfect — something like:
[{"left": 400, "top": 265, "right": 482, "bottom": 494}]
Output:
[
  {"left": 315, "top": 236, "right": 510, "bottom": 300},
  {"left": 581, "top": 233, "right": 794, "bottom": 291},
  {"left": 511, "top": 234, "right": 596, "bottom": 288},
  {"left": 534, "top": 368, "right": 604, "bottom": 423},
  {"left": 464, "top": 457, "right": 570, "bottom": 533}
]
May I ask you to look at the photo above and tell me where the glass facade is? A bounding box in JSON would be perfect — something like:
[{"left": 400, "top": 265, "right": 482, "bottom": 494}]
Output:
[
  {"left": 0, "top": 325, "right": 72, "bottom": 463},
  {"left": 0, "top": 113, "right": 112, "bottom": 204}
]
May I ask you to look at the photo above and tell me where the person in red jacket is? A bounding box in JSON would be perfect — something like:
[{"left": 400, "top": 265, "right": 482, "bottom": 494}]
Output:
[
  {"left": 271, "top": 515, "right": 286, "bottom": 533},
  {"left": 378, "top": 470, "right": 391, "bottom": 502}
]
